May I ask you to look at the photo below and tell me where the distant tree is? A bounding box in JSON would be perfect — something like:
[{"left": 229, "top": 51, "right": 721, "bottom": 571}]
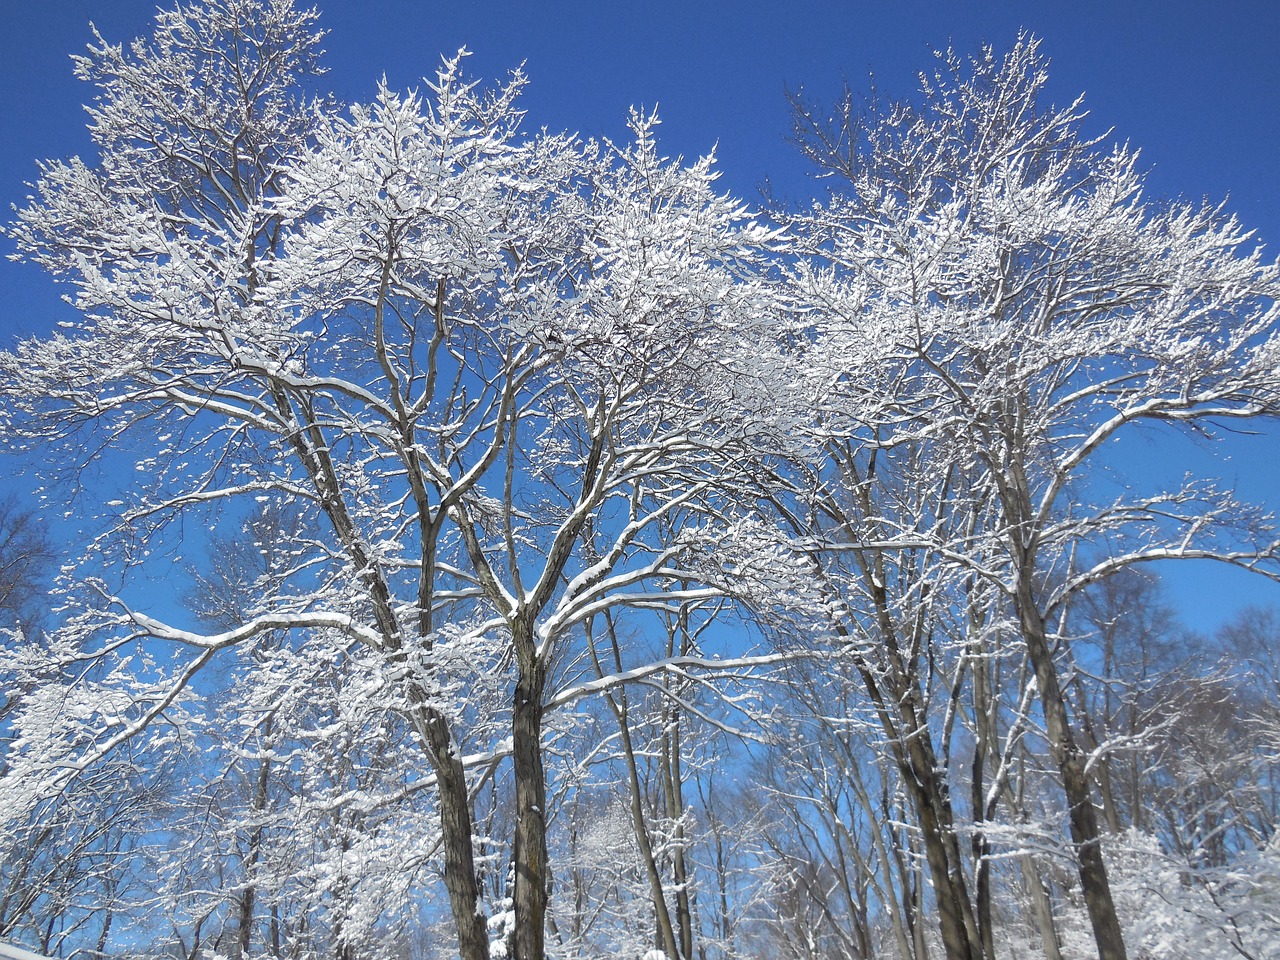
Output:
[
  {"left": 0, "top": 496, "right": 54, "bottom": 640},
  {"left": 1067, "top": 568, "right": 1183, "bottom": 835},
  {"left": 1220, "top": 606, "right": 1280, "bottom": 772}
]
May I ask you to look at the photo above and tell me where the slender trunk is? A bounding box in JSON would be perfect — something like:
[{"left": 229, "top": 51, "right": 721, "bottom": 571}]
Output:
[
  {"left": 419, "top": 710, "right": 490, "bottom": 960},
  {"left": 847, "top": 509, "right": 981, "bottom": 960},
  {"left": 992, "top": 423, "right": 1127, "bottom": 960},
  {"left": 869, "top": 665, "right": 981, "bottom": 960},
  {"left": 974, "top": 851, "right": 994, "bottom": 960},
  {"left": 1021, "top": 856, "right": 1065, "bottom": 960},
  {"left": 1016, "top": 580, "right": 1128, "bottom": 960},
  {"left": 1083, "top": 724, "right": 1123, "bottom": 835},
  {"left": 609, "top": 686, "right": 682, "bottom": 960},
  {"left": 886, "top": 790, "right": 926, "bottom": 960},
  {"left": 853, "top": 659, "right": 981, "bottom": 960},
  {"left": 570, "top": 812, "right": 587, "bottom": 944},
  {"left": 904, "top": 749, "right": 981, "bottom": 960},
  {"left": 189, "top": 918, "right": 204, "bottom": 960},
  {"left": 1074, "top": 677, "right": 1123, "bottom": 835},
  {"left": 511, "top": 658, "right": 549, "bottom": 960},
  {"left": 95, "top": 896, "right": 114, "bottom": 959},
  {"left": 239, "top": 719, "right": 275, "bottom": 959},
  {"left": 861, "top": 772, "right": 915, "bottom": 960},
  {"left": 970, "top": 647, "right": 999, "bottom": 960},
  {"left": 664, "top": 687, "right": 695, "bottom": 960},
  {"left": 714, "top": 825, "right": 731, "bottom": 956},
  {"left": 908, "top": 859, "right": 931, "bottom": 960},
  {"left": 237, "top": 874, "right": 257, "bottom": 958}
]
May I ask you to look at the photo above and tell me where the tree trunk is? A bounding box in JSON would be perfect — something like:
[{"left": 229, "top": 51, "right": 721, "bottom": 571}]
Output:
[
  {"left": 1016, "top": 581, "right": 1128, "bottom": 960},
  {"left": 864, "top": 660, "right": 982, "bottom": 960},
  {"left": 611, "top": 689, "right": 683, "bottom": 960},
  {"left": 970, "top": 640, "right": 1009, "bottom": 960},
  {"left": 511, "top": 660, "right": 549, "bottom": 960},
  {"left": 1021, "top": 856, "right": 1065, "bottom": 960},
  {"left": 908, "top": 863, "right": 931, "bottom": 960},
  {"left": 94, "top": 889, "right": 115, "bottom": 960},
  {"left": 1063, "top": 750, "right": 1128, "bottom": 960},
  {"left": 972, "top": 832, "right": 996, "bottom": 960},
  {"left": 663, "top": 620, "right": 695, "bottom": 960},
  {"left": 420, "top": 711, "right": 491, "bottom": 960},
  {"left": 846, "top": 517, "right": 983, "bottom": 960},
  {"left": 238, "top": 717, "right": 275, "bottom": 959},
  {"left": 903, "top": 746, "right": 982, "bottom": 960}
]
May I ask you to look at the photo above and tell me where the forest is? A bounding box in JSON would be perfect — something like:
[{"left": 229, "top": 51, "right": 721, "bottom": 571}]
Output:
[{"left": 1, "top": 2, "right": 1279, "bottom": 959}]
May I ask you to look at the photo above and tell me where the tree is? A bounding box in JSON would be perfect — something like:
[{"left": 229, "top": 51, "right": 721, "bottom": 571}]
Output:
[
  {"left": 0, "top": 495, "right": 141, "bottom": 957},
  {"left": 755, "top": 662, "right": 923, "bottom": 960},
  {"left": 0, "top": 495, "right": 55, "bottom": 755},
  {"left": 156, "top": 504, "right": 436, "bottom": 960},
  {"left": 754, "top": 415, "right": 994, "bottom": 960},
  {"left": 786, "top": 36, "right": 1280, "bottom": 960},
  {"left": 0, "top": 4, "right": 782, "bottom": 959},
  {"left": 0, "top": 496, "right": 54, "bottom": 641}
]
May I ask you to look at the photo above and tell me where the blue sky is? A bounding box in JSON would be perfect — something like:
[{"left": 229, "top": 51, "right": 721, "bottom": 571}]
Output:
[{"left": 1, "top": 0, "right": 1278, "bottom": 632}]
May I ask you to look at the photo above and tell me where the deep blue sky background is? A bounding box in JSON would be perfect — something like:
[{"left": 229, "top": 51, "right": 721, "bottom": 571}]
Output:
[{"left": 1, "top": 0, "right": 1278, "bottom": 633}]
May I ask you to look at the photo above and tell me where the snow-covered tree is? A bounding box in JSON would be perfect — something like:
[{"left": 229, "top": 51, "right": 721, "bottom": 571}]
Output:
[
  {"left": 0, "top": 3, "right": 783, "bottom": 959},
  {"left": 0, "top": 498, "right": 54, "bottom": 640},
  {"left": 784, "top": 35, "right": 1280, "bottom": 960}
]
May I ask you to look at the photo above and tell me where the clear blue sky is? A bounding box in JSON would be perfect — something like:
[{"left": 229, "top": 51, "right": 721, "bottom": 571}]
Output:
[{"left": 1, "top": 0, "right": 1278, "bottom": 632}]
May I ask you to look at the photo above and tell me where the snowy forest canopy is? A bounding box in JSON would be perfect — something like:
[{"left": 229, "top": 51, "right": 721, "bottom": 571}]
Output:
[{"left": 2, "top": 2, "right": 1280, "bottom": 960}]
